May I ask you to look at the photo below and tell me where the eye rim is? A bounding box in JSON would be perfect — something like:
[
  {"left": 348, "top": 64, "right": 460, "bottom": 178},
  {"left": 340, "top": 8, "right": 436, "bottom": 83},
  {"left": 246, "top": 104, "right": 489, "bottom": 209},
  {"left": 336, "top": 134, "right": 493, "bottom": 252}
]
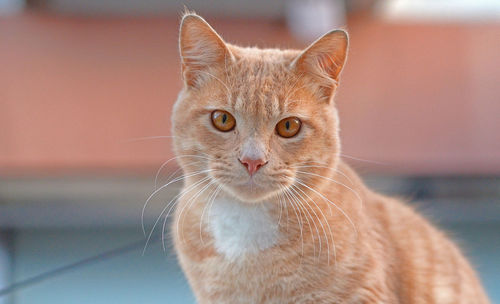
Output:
[
  {"left": 276, "top": 116, "right": 302, "bottom": 138},
  {"left": 211, "top": 110, "right": 236, "bottom": 132}
]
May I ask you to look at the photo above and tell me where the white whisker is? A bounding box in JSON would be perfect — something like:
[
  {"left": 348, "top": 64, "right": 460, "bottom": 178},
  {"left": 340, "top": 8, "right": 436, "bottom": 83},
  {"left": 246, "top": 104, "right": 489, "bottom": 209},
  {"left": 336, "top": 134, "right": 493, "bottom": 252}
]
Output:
[
  {"left": 282, "top": 187, "right": 305, "bottom": 256},
  {"left": 293, "top": 177, "right": 358, "bottom": 236},
  {"left": 291, "top": 184, "right": 336, "bottom": 265},
  {"left": 340, "top": 153, "right": 386, "bottom": 165},
  {"left": 142, "top": 175, "right": 212, "bottom": 255},
  {"left": 199, "top": 184, "right": 222, "bottom": 245},
  {"left": 288, "top": 186, "right": 320, "bottom": 259},
  {"left": 163, "top": 177, "right": 214, "bottom": 251},
  {"left": 293, "top": 163, "right": 353, "bottom": 184},
  {"left": 289, "top": 185, "right": 324, "bottom": 260},
  {"left": 176, "top": 179, "right": 217, "bottom": 248},
  {"left": 155, "top": 155, "right": 211, "bottom": 189},
  {"left": 276, "top": 193, "right": 284, "bottom": 228},
  {"left": 296, "top": 170, "right": 363, "bottom": 209},
  {"left": 141, "top": 168, "right": 214, "bottom": 236}
]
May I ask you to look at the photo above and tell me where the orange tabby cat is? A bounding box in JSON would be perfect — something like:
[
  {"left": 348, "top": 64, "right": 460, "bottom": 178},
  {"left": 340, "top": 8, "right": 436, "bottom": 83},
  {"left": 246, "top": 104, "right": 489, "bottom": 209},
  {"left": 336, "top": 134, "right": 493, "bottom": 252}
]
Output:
[{"left": 171, "top": 13, "right": 490, "bottom": 303}]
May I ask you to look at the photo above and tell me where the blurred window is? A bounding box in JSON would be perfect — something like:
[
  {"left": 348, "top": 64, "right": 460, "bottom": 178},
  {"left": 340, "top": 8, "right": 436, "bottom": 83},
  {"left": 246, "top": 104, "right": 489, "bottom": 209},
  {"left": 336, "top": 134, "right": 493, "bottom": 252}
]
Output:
[{"left": 378, "top": 0, "right": 500, "bottom": 21}]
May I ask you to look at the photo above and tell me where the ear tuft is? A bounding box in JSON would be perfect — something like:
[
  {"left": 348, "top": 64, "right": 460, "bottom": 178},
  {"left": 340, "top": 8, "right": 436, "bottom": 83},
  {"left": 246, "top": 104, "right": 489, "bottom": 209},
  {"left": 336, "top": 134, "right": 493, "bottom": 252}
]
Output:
[
  {"left": 180, "top": 7, "right": 196, "bottom": 19},
  {"left": 292, "top": 30, "right": 349, "bottom": 102},
  {"left": 179, "top": 14, "right": 231, "bottom": 88}
]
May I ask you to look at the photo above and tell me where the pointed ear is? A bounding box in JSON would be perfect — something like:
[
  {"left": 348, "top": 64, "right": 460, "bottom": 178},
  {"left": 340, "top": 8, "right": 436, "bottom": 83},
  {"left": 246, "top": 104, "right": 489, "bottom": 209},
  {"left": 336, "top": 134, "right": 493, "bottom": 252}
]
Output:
[
  {"left": 291, "top": 30, "right": 348, "bottom": 102},
  {"left": 179, "top": 14, "right": 232, "bottom": 88}
]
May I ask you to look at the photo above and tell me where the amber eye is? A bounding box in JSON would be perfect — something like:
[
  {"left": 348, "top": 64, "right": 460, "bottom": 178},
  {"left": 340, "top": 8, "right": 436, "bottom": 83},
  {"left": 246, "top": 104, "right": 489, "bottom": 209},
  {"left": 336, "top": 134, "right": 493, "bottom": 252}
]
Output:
[
  {"left": 276, "top": 117, "right": 302, "bottom": 138},
  {"left": 211, "top": 110, "right": 236, "bottom": 132}
]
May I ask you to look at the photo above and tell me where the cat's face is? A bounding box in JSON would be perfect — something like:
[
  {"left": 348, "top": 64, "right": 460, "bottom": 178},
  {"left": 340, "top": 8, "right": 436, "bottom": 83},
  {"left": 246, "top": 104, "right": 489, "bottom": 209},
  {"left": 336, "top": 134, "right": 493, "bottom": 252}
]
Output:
[{"left": 172, "top": 14, "right": 348, "bottom": 203}]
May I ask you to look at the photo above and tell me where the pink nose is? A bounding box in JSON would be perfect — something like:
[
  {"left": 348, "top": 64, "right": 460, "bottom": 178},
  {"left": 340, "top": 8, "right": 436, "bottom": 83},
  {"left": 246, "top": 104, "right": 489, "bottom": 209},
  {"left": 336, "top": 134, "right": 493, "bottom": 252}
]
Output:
[{"left": 239, "top": 157, "right": 267, "bottom": 176}]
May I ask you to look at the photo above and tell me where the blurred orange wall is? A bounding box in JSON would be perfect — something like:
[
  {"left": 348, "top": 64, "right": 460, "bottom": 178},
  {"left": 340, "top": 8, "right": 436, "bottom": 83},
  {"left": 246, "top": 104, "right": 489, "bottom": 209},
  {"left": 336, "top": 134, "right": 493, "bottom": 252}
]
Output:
[{"left": 1, "top": 13, "right": 499, "bottom": 176}]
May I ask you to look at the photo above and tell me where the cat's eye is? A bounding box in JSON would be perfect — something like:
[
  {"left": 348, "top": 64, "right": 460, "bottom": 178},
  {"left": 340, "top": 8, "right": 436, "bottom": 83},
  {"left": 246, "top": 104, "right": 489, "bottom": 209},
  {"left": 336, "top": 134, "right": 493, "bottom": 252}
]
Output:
[
  {"left": 211, "top": 110, "right": 236, "bottom": 132},
  {"left": 276, "top": 117, "right": 301, "bottom": 138}
]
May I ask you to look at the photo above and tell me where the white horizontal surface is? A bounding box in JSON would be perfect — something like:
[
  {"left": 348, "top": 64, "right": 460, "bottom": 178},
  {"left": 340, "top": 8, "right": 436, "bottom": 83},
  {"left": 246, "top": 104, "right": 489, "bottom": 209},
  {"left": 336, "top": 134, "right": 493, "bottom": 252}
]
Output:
[
  {"left": 0, "top": 177, "right": 181, "bottom": 228},
  {"left": 378, "top": 0, "right": 500, "bottom": 21}
]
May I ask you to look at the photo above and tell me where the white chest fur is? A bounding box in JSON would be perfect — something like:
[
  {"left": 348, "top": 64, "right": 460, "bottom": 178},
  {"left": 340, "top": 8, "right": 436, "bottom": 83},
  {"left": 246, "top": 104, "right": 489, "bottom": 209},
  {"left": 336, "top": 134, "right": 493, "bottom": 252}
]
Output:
[{"left": 208, "top": 198, "right": 279, "bottom": 260}]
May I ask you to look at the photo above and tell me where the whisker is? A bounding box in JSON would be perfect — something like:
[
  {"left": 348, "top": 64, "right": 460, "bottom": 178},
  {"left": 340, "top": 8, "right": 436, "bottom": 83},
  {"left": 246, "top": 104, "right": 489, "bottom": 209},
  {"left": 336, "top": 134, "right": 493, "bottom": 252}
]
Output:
[
  {"left": 142, "top": 175, "right": 212, "bottom": 255},
  {"left": 276, "top": 188, "right": 290, "bottom": 232},
  {"left": 176, "top": 180, "right": 217, "bottom": 248},
  {"left": 340, "top": 153, "right": 386, "bottom": 165},
  {"left": 282, "top": 187, "right": 305, "bottom": 256},
  {"left": 141, "top": 168, "right": 214, "bottom": 236},
  {"left": 155, "top": 158, "right": 208, "bottom": 189},
  {"left": 293, "top": 177, "right": 358, "bottom": 236},
  {"left": 162, "top": 180, "right": 218, "bottom": 250},
  {"left": 291, "top": 184, "right": 336, "bottom": 265},
  {"left": 289, "top": 185, "right": 325, "bottom": 261},
  {"left": 295, "top": 170, "right": 363, "bottom": 209},
  {"left": 165, "top": 178, "right": 215, "bottom": 251},
  {"left": 292, "top": 163, "right": 353, "bottom": 184},
  {"left": 288, "top": 186, "right": 320, "bottom": 259},
  {"left": 205, "top": 184, "right": 224, "bottom": 244},
  {"left": 199, "top": 184, "right": 222, "bottom": 245},
  {"left": 276, "top": 193, "right": 284, "bottom": 228}
]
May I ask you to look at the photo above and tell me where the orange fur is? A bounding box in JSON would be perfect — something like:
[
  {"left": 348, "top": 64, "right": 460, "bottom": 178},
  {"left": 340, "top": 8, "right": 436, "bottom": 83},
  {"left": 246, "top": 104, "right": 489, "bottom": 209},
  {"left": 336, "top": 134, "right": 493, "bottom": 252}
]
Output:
[{"left": 171, "top": 13, "right": 490, "bottom": 303}]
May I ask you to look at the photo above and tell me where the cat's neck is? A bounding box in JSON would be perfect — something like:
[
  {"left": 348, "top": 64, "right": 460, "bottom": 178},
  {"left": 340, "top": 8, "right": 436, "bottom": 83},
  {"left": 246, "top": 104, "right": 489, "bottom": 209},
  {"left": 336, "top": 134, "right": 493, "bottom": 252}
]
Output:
[{"left": 208, "top": 198, "right": 279, "bottom": 261}]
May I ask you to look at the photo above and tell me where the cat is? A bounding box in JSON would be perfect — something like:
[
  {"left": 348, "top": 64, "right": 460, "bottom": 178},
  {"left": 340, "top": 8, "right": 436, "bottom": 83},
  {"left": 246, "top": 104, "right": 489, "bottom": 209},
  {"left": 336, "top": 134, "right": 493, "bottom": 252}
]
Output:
[{"left": 170, "top": 12, "right": 490, "bottom": 304}]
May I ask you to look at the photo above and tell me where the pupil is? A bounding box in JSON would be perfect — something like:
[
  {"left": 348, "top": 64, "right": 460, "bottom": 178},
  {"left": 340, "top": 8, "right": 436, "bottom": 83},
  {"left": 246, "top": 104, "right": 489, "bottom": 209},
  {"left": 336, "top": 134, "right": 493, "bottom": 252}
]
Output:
[
  {"left": 285, "top": 121, "right": 290, "bottom": 130},
  {"left": 222, "top": 114, "right": 227, "bottom": 124}
]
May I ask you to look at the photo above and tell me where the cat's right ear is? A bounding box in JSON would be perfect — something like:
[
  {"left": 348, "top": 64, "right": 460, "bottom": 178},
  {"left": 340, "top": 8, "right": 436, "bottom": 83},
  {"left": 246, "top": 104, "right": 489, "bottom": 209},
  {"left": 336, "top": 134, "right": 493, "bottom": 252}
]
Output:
[{"left": 179, "top": 13, "right": 232, "bottom": 88}]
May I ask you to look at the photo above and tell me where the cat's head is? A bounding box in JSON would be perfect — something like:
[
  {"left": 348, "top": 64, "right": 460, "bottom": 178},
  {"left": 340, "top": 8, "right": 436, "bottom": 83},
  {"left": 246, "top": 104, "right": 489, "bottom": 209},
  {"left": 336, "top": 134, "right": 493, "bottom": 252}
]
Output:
[{"left": 172, "top": 13, "right": 348, "bottom": 203}]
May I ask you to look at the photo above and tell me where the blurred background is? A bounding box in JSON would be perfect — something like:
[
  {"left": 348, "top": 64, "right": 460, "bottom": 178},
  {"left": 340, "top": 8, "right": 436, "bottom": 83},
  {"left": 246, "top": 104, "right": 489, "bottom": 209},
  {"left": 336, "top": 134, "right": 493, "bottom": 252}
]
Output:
[{"left": 1, "top": 0, "right": 499, "bottom": 303}]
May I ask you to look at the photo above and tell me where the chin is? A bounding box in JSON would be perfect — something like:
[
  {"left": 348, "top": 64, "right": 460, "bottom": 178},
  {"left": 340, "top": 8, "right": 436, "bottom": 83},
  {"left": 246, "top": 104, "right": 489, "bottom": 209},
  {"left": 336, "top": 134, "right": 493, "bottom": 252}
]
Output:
[{"left": 222, "top": 180, "right": 280, "bottom": 203}]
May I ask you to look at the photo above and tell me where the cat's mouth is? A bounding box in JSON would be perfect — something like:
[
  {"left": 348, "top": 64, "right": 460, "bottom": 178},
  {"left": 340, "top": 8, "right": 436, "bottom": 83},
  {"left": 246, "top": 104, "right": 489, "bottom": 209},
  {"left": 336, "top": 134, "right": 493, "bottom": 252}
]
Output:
[
  {"left": 220, "top": 175, "right": 287, "bottom": 203},
  {"left": 210, "top": 164, "right": 292, "bottom": 202},
  {"left": 233, "top": 177, "right": 265, "bottom": 193}
]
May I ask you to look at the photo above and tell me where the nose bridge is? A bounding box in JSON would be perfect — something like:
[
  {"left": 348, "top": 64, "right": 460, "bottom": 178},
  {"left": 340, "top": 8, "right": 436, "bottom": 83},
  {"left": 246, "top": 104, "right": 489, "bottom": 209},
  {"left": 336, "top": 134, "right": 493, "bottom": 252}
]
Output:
[{"left": 240, "top": 137, "right": 266, "bottom": 161}]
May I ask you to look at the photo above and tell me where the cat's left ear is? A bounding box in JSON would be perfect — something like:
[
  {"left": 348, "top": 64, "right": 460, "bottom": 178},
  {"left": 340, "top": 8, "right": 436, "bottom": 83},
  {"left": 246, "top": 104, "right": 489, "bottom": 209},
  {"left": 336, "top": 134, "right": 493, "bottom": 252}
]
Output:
[
  {"left": 179, "top": 13, "right": 233, "bottom": 88},
  {"left": 291, "top": 30, "right": 348, "bottom": 102}
]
